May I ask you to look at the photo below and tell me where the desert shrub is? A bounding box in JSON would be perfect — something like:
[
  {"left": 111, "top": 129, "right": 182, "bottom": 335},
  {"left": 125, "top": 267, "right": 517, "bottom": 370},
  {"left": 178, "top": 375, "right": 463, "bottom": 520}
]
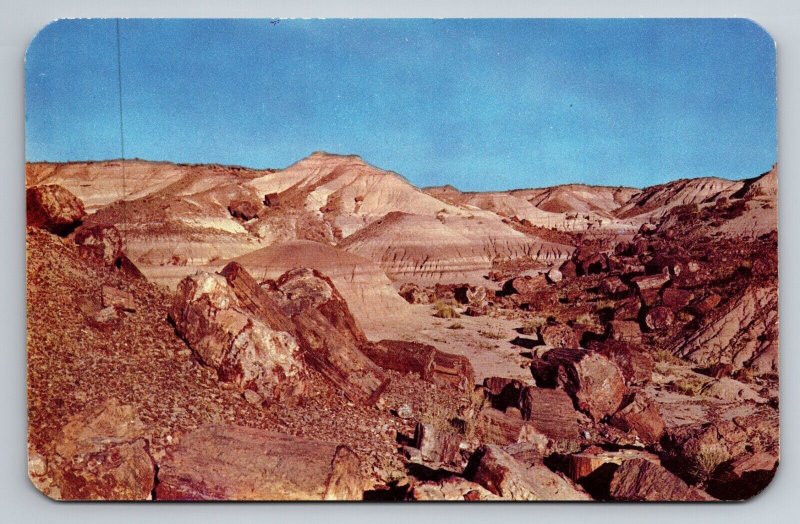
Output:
[
  {"left": 690, "top": 443, "right": 730, "bottom": 485},
  {"left": 479, "top": 328, "right": 505, "bottom": 340},
  {"left": 521, "top": 316, "right": 547, "bottom": 335},
  {"left": 653, "top": 348, "right": 684, "bottom": 365},
  {"left": 433, "top": 300, "right": 460, "bottom": 319},
  {"left": 447, "top": 322, "right": 465, "bottom": 330}
]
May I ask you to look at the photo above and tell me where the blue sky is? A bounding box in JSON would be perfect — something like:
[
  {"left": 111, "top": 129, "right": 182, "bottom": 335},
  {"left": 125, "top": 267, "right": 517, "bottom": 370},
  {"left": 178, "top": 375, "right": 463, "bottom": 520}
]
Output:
[{"left": 26, "top": 19, "right": 776, "bottom": 190}]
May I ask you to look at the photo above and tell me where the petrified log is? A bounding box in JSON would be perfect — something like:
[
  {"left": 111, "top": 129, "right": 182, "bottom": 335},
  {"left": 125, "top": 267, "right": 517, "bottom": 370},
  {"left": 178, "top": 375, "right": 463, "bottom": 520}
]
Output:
[
  {"left": 608, "top": 458, "right": 715, "bottom": 501},
  {"left": 156, "top": 424, "right": 364, "bottom": 501},
  {"left": 530, "top": 348, "right": 627, "bottom": 421},
  {"left": 475, "top": 407, "right": 548, "bottom": 449},
  {"left": 540, "top": 323, "right": 579, "bottom": 348},
  {"left": 364, "top": 340, "right": 474, "bottom": 392},
  {"left": 218, "top": 261, "right": 296, "bottom": 334},
  {"left": 589, "top": 339, "right": 654, "bottom": 386},
  {"left": 465, "top": 445, "right": 590, "bottom": 501},
  {"left": 631, "top": 273, "right": 670, "bottom": 306},
  {"left": 609, "top": 391, "right": 665, "bottom": 445},
  {"left": 606, "top": 320, "right": 642, "bottom": 344},
  {"left": 75, "top": 224, "right": 123, "bottom": 265},
  {"left": 414, "top": 422, "right": 463, "bottom": 465},
  {"left": 518, "top": 386, "right": 584, "bottom": 453},
  {"left": 706, "top": 452, "right": 778, "bottom": 500},
  {"left": 26, "top": 184, "right": 85, "bottom": 235}
]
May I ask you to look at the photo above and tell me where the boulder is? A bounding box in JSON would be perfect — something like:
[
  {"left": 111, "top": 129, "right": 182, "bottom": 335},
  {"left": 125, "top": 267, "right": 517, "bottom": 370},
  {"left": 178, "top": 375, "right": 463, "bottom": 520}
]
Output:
[
  {"left": 599, "top": 276, "right": 629, "bottom": 298},
  {"left": 54, "top": 398, "right": 146, "bottom": 460},
  {"left": 638, "top": 223, "right": 658, "bottom": 235},
  {"left": 540, "top": 323, "right": 579, "bottom": 348},
  {"left": 503, "top": 274, "right": 547, "bottom": 296},
  {"left": 589, "top": 340, "right": 654, "bottom": 386},
  {"left": 399, "top": 283, "right": 429, "bottom": 304},
  {"left": 413, "top": 423, "right": 463, "bottom": 465},
  {"left": 546, "top": 267, "right": 563, "bottom": 284},
  {"left": 101, "top": 285, "right": 136, "bottom": 312},
  {"left": 364, "top": 340, "right": 474, "bottom": 392},
  {"left": 518, "top": 387, "right": 585, "bottom": 453},
  {"left": 606, "top": 320, "right": 642, "bottom": 344},
  {"left": 155, "top": 424, "right": 364, "bottom": 500},
  {"left": 74, "top": 224, "right": 123, "bottom": 265},
  {"left": 476, "top": 407, "right": 549, "bottom": 448},
  {"left": 463, "top": 304, "right": 487, "bottom": 316},
  {"left": 608, "top": 459, "right": 715, "bottom": 501},
  {"left": 575, "top": 251, "right": 608, "bottom": 276},
  {"left": 631, "top": 274, "right": 670, "bottom": 306},
  {"left": 170, "top": 271, "right": 305, "bottom": 399},
  {"left": 227, "top": 199, "right": 261, "bottom": 221},
  {"left": 465, "top": 445, "right": 590, "bottom": 501},
  {"left": 707, "top": 452, "right": 778, "bottom": 500},
  {"left": 690, "top": 293, "right": 722, "bottom": 316},
  {"left": 563, "top": 448, "right": 660, "bottom": 498},
  {"left": 613, "top": 298, "right": 641, "bottom": 321},
  {"left": 26, "top": 184, "right": 85, "bottom": 235},
  {"left": 609, "top": 391, "right": 665, "bottom": 445},
  {"left": 406, "top": 476, "right": 499, "bottom": 501},
  {"left": 483, "top": 377, "right": 525, "bottom": 411},
  {"left": 559, "top": 260, "right": 578, "bottom": 279},
  {"left": 661, "top": 287, "right": 694, "bottom": 311},
  {"left": 644, "top": 306, "right": 675, "bottom": 331},
  {"left": 530, "top": 348, "right": 627, "bottom": 421}
]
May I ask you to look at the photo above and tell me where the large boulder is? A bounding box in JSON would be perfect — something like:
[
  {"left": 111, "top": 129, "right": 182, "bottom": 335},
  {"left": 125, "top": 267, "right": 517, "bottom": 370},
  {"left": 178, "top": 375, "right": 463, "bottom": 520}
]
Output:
[
  {"left": 608, "top": 459, "right": 715, "bottom": 501},
  {"left": 609, "top": 391, "right": 665, "bottom": 445},
  {"left": 563, "top": 447, "right": 660, "bottom": 499},
  {"left": 589, "top": 340, "right": 654, "bottom": 386},
  {"left": 606, "top": 320, "right": 642, "bottom": 344},
  {"left": 518, "top": 387, "right": 585, "bottom": 453},
  {"left": 50, "top": 399, "right": 154, "bottom": 500},
  {"left": 156, "top": 424, "right": 364, "bottom": 500},
  {"left": 644, "top": 306, "right": 675, "bottom": 331},
  {"left": 476, "top": 407, "right": 550, "bottom": 448},
  {"left": 26, "top": 184, "right": 85, "bottom": 235},
  {"left": 706, "top": 452, "right": 778, "bottom": 500},
  {"left": 631, "top": 274, "right": 670, "bottom": 306},
  {"left": 540, "top": 323, "right": 579, "bottom": 348},
  {"left": 530, "top": 348, "right": 627, "bottom": 421},
  {"left": 170, "top": 271, "right": 305, "bottom": 399},
  {"left": 413, "top": 422, "right": 463, "bottom": 465},
  {"left": 465, "top": 445, "right": 590, "bottom": 501},
  {"left": 74, "top": 224, "right": 123, "bottom": 265}
]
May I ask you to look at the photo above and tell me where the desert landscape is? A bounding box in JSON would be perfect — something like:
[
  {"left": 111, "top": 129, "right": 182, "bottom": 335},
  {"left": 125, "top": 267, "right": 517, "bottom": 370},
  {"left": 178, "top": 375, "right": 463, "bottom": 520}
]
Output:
[{"left": 26, "top": 152, "right": 778, "bottom": 501}]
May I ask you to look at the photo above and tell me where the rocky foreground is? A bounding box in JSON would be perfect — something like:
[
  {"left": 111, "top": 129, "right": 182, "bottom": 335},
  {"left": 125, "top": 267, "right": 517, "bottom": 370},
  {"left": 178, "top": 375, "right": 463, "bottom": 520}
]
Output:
[{"left": 26, "top": 159, "right": 778, "bottom": 501}]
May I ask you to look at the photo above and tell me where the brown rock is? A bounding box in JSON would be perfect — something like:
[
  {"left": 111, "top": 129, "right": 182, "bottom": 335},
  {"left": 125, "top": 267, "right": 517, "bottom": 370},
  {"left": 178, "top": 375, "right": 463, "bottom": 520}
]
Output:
[
  {"left": 575, "top": 250, "right": 608, "bottom": 276},
  {"left": 546, "top": 267, "right": 563, "bottom": 283},
  {"left": 644, "top": 306, "right": 675, "bottom": 331},
  {"left": 690, "top": 293, "right": 722, "bottom": 316},
  {"left": 466, "top": 286, "right": 487, "bottom": 305},
  {"left": 364, "top": 340, "right": 474, "bottom": 392},
  {"left": 530, "top": 348, "right": 627, "bottom": 421},
  {"left": 26, "top": 184, "right": 85, "bottom": 235},
  {"left": 483, "top": 377, "right": 525, "bottom": 411},
  {"left": 101, "top": 285, "right": 136, "bottom": 312},
  {"left": 661, "top": 287, "right": 694, "bottom": 310},
  {"left": 156, "top": 424, "right": 364, "bottom": 500},
  {"left": 599, "top": 276, "right": 629, "bottom": 298},
  {"left": 54, "top": 398, "right": 146, "bottom": 460},
  {"left": 74, "top": 224, "right": 123, "bottom": 265},
  {"left": 609, "top": 392, "right": 665, "bottom": 445},
  {"left": 589, "top": 340, "right": 654, "bottom": 385},
  {"left": 631, "top": 273, "right": 670, "bottom": 306},
  {"left": 170, "top": 271, "right": 305, "bottom": 399},
  {"left": 608, "top": 459, "right": 715, "bottom": 501},
  {"left": 399, "top": 282, "right": 429, "bottom": 304},
  {"left": 406, "top": 476, "right": 499, "bottom": 501},
  {"left": 465, "top": 445, "right": 590, "bottom": 500},
  {"left": 476, "top": 407, "right": 549, "bottom": 448},
  {"left": 540, "top": 323, "right": 579, "bottom": 348},
  {"left": 413, "top": 423, "right": 463, "bottom": 465},
  {"left": 707, "top": 452, "right": 778, "bottom": 500},
  {"left": 463, "top": 304, "right": 486, "bottom": 316},
  {"left": 504, "top": 274, "right": 548, "bottom": 296},
  {"left": 518, "top": 387, "right": 584, "bottom": 453},
  {"left": 563, "top": 448, "right": 660, "bottom": 490},
  {"left": 613, "top": 298, "right": 641, "bottom": 321},
  {"left": 607, "top": 320, "right": 642, "bottom": 344},
  {"left": 227, "top": 199, "right": 261, "bottom": 221},
  {"left": 559, "top": 259, "right": 578, "bottom": 279}
]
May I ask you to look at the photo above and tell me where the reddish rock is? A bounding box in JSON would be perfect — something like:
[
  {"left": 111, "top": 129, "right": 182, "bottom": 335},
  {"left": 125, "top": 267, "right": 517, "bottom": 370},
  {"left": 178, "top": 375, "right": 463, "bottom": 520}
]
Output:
[
  {"left": 644, "top": 306, "right": 675, "bottom": 331},
  {"left": 707, "top": 452, "right": 778, "bottom": 500},
  {"left": 638, "top": 223, "right": 658, "bottom": 235},
  {"left": 26, "top": 184, "right": 85, "bottom": 235},
  {"left": 476, "top": 407, "right": 549, "bottom": 448},
  {"left": 609, "top": 392, "right": 665, "bottom": 445},
  {"left": 398, "top": 282, "right": 429, "bottom": 304},
  {"left": 504, "top": 274, "right": 548, "bottom": 296},
  {"left": 483, "top": 377, "right": 525, "bottom": 411},
  {"left": 546, "top": 267, "right": 563, "bottom": 283},
  {"left": 661, "top": 287, "right": 694, "bottom": 310},
  {"left": 530, "top": 348, "right": 628, "bottom": 421},
  {"left": 101, "top": 285, "right": 136, "bottom": 312},
  {"left": 54, "top": 398, "right": 146, "bottom": 460},
  {"left": 413, "top": 422, "right": 463, "bottom": 465},
  {"left": 589, "top": 340, "right": 654, "bottom": 385},
  {"left": 518, "top": 387, "right": 584, "bottom": 453},
  {"left": 463, "top": 304, "right": 486, "bottom": 316},
  {"left": 466, "top": 286, "right": 487, "bottom": 305},
  {"left": 559, "top": 259, "right": 578, "bottom": 279},
  {"left": 608, "top": 459, "right": 715, "bottom": 501},
  {"left": 407, "top": 477, "right": 499, "bottom": 501},
  {"left": 690, "top": 293, "right": 722, "bottom": 316},
  {"left": 575, "top": 250, "right": 608, "bottom": 275},
  {"left": 607, "top": 320, "right": 642, "bottom": 344},
  {"left": 364, "top": 340, "right": 475, "bottom": 392},
  {"left": 465, "top": 445, "right": 590, "bottom": 500},
  {"left": 227, "top": 199, "right": 261, "bottom": 221},
  {"left": 599, "top": 276, "right": 629, "bottom": 298},
  {"left": 170, "top": 271, "right": 305, "bottom": 399},
  {"left": 74, "top": 224, "right": 123, "bottom": 265},
  {"left": 613, "top": 298, "right": 641, "bottom": 321},
  {"left": 563, "top": 448, "right": 660, "bottom": 497},
  {"left": 156, "top": 424, "right": 364, "bottom": 500},
  {"left": 540, "top": 323, "right": 579, "bottom": 348},
  {"left": 631, "top": 273, "right": 670, "bottom": 306}
]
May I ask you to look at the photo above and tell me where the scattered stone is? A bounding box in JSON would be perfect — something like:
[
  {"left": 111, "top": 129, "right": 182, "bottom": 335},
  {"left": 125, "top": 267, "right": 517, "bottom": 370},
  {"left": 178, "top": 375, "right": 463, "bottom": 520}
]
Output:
[
  {"left": 156, "top": 424, "right": 365, "bottom": 500},
  {"left": 589, "top": 340, "right": 654, "bottom": 386},
  {"left": 227, "top": 199, "right": 261, "bottom": 221},
  {"left": 463, "top": 305, "right": 486, "bottom": 316},
  {"left": 476, "top": 407, "right": 549, "bottom": 448},
  {"left": 563, "top": 447, "right": 661, "bottom": 495},
  {"left": 661, "top": 287, "right": 694, "bottom": 310},
  {"left": 397, "top": 404, "right": 414, "bottom": 420},
  {"left": 613, "top": 298, "right": 641, "bottom": 321},
  {"left": 530, "top": 348, "right": 627, "bottom": 421},
  {"left": 26, "top": 184, "right": 85, "bottom": 235},
  {"left": 575, "top": 250, "right": 608, "bottom": 276},
  {"left": 608, "top": 458, "right": 715, "bottom": 501},
  {"left": 609, "top": 391, "right": 665, "bottom": 445},
  {"left": 243, "top": 389, "right": 263, "bottom": 405},
  {"left": 540, "top": 323, "right": 579, "bottom": 348},
  {"left": 466, "top": 286, "right": 487, "bottom": 305},
  {"left": 465, "top": 445, "right": 590, "bottom": 500},
  {"left": 599, "top": 276, "right": 629, "bottom": 298},
  {"left": 546, "top": 267, "right": 563, "bottom": 283},
  {"left": 413, "top": 423, "right": 463, "bottom": 465},
  {"left": 644, "top": 306, "right": 675, "bottom": 331},
  {"left": 504, "top": 274, "right": 548, "bottom": 296},
  {"left": 398, "top": 283, "right": 429, "bottom": 304},
  {"left": 690, "top": 293, "right": 721, "bottom": 316},
  {"left": 559, "top": 260, "right": 578, "bottom": 279},
  {"left": 101, "top": 285, "right": 136, "bottom": 312},
  {"left": 407, "top": 476, "right": 499, "bottom": 501},
  {"left": 631, "top": 273, "right": 671, "bottom": 306},
  {"left": 707, "top": 452, "right": 778, "bottom": 500},
  {"left": 363, "top": 340, "right": 475, "bottom": 392},
  {"left": 74, "top": 224, "right": 123, "bottom": 265},
  {"left": 638, "top": 223, "right": 658, "bottom": 235},
  {"left": 607, "top": 320, "right": 642, "bottom": 344},
  {"left": 518, "top": 387, "right": 584, "bottom": 453}
]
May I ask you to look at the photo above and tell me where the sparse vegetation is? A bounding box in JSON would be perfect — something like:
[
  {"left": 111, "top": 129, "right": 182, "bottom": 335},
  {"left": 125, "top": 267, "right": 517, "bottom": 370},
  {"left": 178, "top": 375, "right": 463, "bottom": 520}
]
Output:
[
  {"left": 479, "top": 327, "right": 506, "bottom": 340},
  {"left": 690, "top": 443, "right": 730, "bottom": 485},
  {"left": 521, "top": 316, "right": 546, "bottom": 335},
  {"left": 433, "top": 300, "right": 460, "bottom": 319},
  {"left": 447, "top": 322, "right": 464, "bottom": 330},
  {"left": 653, "top": 349, "right": 684, "bottom": 365}
]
